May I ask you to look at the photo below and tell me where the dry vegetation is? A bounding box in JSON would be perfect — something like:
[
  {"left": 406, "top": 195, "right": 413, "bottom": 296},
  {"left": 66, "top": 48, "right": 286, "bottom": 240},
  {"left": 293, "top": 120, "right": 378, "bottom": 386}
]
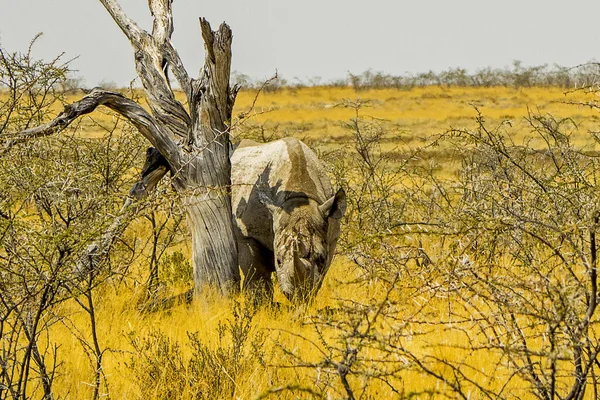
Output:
[{"left": 4, "top": 45, "right": 600, "bottom": 400}]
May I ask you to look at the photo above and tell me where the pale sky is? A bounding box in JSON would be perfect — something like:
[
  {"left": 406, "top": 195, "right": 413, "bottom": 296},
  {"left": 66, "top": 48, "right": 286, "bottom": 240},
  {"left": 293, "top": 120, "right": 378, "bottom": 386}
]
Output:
[{"left": 1, "top": 0, "right": 599, "bottom": 87}]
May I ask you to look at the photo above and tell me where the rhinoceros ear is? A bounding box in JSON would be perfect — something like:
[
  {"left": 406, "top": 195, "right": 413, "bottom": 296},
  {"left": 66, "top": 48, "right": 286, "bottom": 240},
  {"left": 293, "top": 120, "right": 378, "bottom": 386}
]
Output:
[{"left": 319, "top": 188, "right": 347, "bottom": 220}]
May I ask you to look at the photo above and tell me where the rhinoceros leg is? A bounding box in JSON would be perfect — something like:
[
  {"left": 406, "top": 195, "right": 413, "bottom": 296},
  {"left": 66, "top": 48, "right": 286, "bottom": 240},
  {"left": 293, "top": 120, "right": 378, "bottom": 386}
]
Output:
[{"left": 237, "top": 237, "right": 275, "bottom": 302}]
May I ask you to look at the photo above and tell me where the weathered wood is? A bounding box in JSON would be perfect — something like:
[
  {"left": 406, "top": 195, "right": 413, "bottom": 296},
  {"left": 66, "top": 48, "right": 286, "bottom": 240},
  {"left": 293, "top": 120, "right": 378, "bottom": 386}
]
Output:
[
  {"left": 99, "top": 0, "right": 241, "bottom": 294},
  {"left": 100, "top": 0, "right": 191, "bottom": 140},
  {"left": 10, "top": 0, "right": 242, "bottom": 295},
  {"left": 181, "top": 18, "right": 240, "bottom": 294}
]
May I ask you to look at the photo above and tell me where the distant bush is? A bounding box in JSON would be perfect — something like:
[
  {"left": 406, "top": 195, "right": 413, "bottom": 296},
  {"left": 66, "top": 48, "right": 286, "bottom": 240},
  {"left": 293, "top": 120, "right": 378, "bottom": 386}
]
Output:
[
  {"left": 232, "top": 61, "right": 600, "bottom": 92},
  {"left": 347, "top": 61, "right": 600, "bottom": 90}
]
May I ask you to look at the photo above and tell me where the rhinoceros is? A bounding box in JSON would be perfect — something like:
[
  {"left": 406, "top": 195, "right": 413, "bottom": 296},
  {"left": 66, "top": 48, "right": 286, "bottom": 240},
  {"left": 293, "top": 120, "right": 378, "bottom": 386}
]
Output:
[{"left": 231, "top": 137, "right": 346, "bottom": 302}]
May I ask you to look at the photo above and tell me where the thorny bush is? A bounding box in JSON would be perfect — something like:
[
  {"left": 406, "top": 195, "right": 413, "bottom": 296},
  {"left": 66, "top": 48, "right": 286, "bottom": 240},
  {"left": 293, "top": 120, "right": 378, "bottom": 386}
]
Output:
[{"left": 276, "top": 101, "right": 600, "bottom": 400}]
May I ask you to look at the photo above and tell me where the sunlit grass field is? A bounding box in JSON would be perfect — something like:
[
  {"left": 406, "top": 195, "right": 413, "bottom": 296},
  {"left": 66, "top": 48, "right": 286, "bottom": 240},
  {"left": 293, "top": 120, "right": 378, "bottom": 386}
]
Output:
[
  {"left": 70, "top": 85, "right": 600, "bottom": 144},
  {"left": 69, "top": 85, "right": 600, "bottom": 175},
  {"left": 42, "top": 86, "right": 600, "bottom": 398}
]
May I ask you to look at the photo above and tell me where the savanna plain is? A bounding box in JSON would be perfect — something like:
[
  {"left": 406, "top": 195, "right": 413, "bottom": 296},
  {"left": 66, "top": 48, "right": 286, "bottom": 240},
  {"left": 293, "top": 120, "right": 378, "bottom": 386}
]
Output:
[{"left": 4, "top": 82, "right": 600, "bottom": 399}]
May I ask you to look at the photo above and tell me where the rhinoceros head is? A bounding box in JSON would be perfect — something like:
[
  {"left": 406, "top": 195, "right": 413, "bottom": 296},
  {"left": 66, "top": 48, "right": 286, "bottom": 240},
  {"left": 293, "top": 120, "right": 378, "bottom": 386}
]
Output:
[{"left": 268, "top": 188, "right": 346, "bottom": 302}]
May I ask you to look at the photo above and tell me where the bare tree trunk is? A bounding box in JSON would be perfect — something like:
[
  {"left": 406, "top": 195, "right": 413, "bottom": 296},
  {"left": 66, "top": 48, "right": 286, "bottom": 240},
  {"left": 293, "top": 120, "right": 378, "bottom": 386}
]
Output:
[
  {"left": 186, "top": 196, "right": 238, "bottom": 292},
  {"left": 9, "top": 0, "right": 241, "bottom": 295},
  {"left": 177, "top": 19, "right": 241, "bottom": 294},
  {"left": 99, "top": 1, "right": 241, "bottom": 294}
]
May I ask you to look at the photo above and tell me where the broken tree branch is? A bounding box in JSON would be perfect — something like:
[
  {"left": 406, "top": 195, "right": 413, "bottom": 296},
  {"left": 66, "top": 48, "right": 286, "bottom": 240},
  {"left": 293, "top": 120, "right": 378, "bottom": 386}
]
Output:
[
  {"left": 100, "top": 0, "right": 191, "bottom": 138},
  {"left": 129, "top": 147, "right": 170, "bottom": 200},
  {"left": 3, "top": 88, "right": 181, "bottom": 169}
]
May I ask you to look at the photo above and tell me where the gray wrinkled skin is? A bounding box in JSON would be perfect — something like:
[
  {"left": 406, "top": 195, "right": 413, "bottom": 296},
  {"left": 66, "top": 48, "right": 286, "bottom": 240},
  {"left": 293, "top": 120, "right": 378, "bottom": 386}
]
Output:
[{"left": 231, "top": 138, "right": 346, "bottom": 303}]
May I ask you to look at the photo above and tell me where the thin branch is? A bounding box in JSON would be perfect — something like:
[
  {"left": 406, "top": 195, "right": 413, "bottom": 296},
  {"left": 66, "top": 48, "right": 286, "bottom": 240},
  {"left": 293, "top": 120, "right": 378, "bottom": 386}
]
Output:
[{"left": 76, "top": 148, "right": 169, "bottom": 279}]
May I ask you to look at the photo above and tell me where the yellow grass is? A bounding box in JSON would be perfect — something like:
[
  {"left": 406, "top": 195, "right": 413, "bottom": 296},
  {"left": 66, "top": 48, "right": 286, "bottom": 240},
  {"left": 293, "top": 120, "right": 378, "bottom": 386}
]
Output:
[
  {"left": 47, "top": 259, "right": 542, "bottom": 399},
  {"left": 63, "top": 85, "right": 600, "bottom": 145},
  {"left": 23, "top": 86, "right": 600, "bottom": 398},
  {"left": 231, "top": 86, "right": 600, "bottom": 146}
]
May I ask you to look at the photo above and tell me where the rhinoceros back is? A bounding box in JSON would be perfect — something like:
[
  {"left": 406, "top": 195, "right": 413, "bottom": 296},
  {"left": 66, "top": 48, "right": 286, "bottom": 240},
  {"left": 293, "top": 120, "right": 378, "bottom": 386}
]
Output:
[{"left": 231, "top": 138, "right": 333, "bottom": 248}]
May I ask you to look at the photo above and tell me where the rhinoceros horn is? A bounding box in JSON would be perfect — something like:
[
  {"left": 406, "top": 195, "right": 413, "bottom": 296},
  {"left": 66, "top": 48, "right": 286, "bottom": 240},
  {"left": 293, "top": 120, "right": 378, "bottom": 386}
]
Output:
[{"left": 319, "top": 188, "right": 347, "bottom": 220}]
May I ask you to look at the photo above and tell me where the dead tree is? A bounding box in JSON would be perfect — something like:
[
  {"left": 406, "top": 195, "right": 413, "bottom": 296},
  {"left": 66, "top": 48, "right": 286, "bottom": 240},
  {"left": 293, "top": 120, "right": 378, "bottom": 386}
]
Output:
[{"left": 6, "top": 0, "right": 241, "bottom": 295}]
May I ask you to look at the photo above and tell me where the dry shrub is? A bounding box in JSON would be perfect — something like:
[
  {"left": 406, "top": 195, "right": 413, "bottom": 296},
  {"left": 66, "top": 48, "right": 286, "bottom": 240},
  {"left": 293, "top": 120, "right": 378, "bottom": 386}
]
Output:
[{"left": 129, "top": 300, "right": 266, "bottom": 399}]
